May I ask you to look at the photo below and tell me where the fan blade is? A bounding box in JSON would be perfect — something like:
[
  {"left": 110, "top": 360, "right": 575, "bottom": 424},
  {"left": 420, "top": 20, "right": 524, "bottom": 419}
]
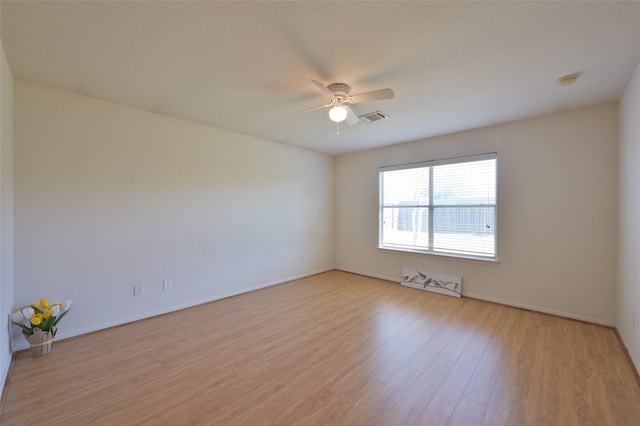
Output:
[
  {"left": 291, "top": 103, "right": 331, "bottom": 116},
  {"left": 344, "top": 105, "right": 359, "bottom": 126},
  {"left": 310, "top": 79, "right": 333, "bottom": 96},
  {"left": 349, "top": 88, "right": 394, "bottom": 104}
]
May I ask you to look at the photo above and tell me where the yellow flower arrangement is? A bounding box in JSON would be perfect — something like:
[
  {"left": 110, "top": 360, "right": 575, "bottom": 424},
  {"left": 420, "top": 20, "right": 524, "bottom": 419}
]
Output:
[{"left": 11, "top": 298, "right": 72, "bottom": 336}]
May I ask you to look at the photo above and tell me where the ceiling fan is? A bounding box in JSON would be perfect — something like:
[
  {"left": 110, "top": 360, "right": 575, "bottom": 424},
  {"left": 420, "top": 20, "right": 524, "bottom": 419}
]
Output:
[{"left": 293, "top": 79, "right": 394, "bottom": 127}]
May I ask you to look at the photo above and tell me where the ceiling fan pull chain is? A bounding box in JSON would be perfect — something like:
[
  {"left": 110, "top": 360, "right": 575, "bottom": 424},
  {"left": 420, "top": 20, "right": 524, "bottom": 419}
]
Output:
[{"left": 336, "top": 122, "right": 340, "bottom": 135}]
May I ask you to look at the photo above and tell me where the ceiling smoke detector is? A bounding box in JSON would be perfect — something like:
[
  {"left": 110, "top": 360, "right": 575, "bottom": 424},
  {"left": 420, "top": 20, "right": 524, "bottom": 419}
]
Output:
[
  {"left": 359, "top": 111, "right": 389, "bottom": 123},
  {"left": 556, "top": 73, "right": 581, "bottom": 87}
]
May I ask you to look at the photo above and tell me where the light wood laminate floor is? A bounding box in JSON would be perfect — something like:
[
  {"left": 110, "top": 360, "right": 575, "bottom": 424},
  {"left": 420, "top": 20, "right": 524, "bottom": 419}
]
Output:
[{"left": 2, "top": 270, "right": 640, "bottom": 425}]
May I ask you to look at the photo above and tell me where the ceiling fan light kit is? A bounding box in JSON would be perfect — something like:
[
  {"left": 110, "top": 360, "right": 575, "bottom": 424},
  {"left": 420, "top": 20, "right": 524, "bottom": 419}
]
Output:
[{"left": 329, "top": 105, "right": 348, "bottom": 122}]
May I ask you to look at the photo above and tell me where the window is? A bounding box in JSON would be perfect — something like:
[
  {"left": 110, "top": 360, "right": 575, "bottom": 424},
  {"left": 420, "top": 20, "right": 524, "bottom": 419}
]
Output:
[{"left": 379, "top": 153, "right": 497, "bottom": 260}]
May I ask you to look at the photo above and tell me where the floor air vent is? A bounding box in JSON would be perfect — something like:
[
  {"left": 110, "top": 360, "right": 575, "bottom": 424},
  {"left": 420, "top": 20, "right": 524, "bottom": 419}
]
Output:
[{"left": 359, "top": 111, "right": 389, "bottom": 123}]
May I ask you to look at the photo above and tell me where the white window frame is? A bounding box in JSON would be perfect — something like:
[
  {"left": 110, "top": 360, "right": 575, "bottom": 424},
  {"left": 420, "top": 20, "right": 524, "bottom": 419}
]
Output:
[{"left": 378, "top": 153, "right": 497, "bottom": 261}]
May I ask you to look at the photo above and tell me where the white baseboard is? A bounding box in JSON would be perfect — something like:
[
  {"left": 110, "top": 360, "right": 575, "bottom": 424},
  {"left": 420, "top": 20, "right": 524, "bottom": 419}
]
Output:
[
  {"left": 1, "top": 355, "right": 10, "bottom": 401},
  {"left": 627, "top": 345, "right": 640, "bottom": 378},
  {"left": 11, "top": 266, "right": 616, "bottom": 350},
  {"left": 336, "top": 267, "right": 399, "bottom": 283},
  {"left": 615, "top": 327, "right": 640, "bottom": 379},
  {"left": 462, "top": 291, "right": 614, "bottom": 327},
  {"left": 335, "top": 267, "right": 615, "bottom": 327},
  {"left": 12, "top": 268, "right": 334, "bottom": 351}
]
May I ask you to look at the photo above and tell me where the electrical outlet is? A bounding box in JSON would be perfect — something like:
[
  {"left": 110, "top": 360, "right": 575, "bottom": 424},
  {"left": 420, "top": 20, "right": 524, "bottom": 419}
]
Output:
[
  {"left": 163, "top": 279, "right": 173, "bottom": 291},
  {"left": 133, "top": 284, "right": 144, "bottom": 296}
]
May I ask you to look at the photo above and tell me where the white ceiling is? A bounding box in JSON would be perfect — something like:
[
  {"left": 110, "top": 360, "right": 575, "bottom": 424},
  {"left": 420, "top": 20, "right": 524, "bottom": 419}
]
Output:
[{"left": 2, "top": 1, "right": 640, "bottom": 155}]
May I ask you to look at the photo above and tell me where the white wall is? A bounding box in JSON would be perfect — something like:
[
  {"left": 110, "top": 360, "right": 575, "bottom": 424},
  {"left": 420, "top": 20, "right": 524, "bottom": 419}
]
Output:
[
  {"left": 13, "top": 80, "right": 334, "bottom": 349},
  {"left": 0, "top": 41, "right": 14, "bottom": 393},
  {"left": 618, "top": 60, "right": 640, "bottom": 372},
  {"left": 335, "top": 103, "right": 618, "bottom": 325}
]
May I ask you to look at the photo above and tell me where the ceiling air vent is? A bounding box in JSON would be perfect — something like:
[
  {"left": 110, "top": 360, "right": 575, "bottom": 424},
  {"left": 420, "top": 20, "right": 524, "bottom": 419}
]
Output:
[{"left": 359, "top": 111, "right": 389, "bottom": 123}]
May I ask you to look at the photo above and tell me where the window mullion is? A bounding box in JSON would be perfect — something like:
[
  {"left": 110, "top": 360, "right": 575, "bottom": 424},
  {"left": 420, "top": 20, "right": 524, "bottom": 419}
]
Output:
[{"left": 428, "top": 166, "right": 434, "bottom": 251}]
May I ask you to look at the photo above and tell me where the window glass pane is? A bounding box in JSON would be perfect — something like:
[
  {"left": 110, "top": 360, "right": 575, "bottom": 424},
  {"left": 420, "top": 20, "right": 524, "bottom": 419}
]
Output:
[
  {"left": 382, "top": 168, "right": 429, "bottom": 206},
  {"left": 381, "top": 207, "right": 430, "bottom": 248},
  {"left": 433, "top": 159, "right": 495, "bottom": 206},
  {"left": 433, "top": 207, "right": 495, "bottom": 234},
  {"left": 433, "top": 207, "right": 495, "bottom": 257}
]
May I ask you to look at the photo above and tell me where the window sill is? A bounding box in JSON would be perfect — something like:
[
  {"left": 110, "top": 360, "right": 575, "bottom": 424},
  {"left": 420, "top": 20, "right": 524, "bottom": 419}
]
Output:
[{"left": 378, "top": 246, "right": 501, "bottom": 266}]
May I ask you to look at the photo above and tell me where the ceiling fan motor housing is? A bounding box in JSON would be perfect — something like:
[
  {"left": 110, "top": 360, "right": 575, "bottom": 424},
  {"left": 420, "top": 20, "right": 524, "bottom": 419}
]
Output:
[{"left": 327, "top": 83, "right": 351, "bottom": 98}]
